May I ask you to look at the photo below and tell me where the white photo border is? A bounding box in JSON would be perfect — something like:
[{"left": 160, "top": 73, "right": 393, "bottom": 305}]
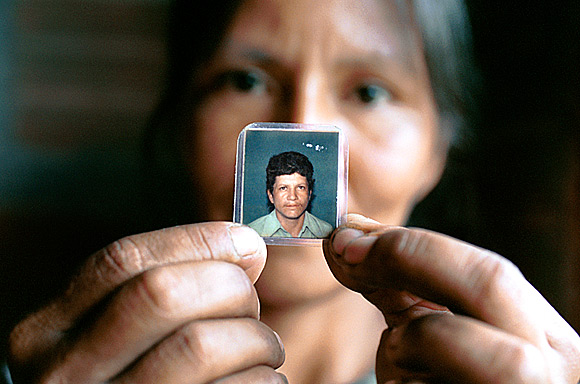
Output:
[{"left": 234, "top": 122, "right": 348, "bottom": 246}]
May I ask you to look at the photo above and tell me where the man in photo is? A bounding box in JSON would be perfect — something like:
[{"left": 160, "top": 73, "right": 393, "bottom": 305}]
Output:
[{"left": 248, "top": 151, "right": 334, "bottom": 238}]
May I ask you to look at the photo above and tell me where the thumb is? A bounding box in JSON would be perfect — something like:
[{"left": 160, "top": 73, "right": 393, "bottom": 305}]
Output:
[
  {"left": 323, "top": 214, "right": 448, "bottom": 326},
  {"left": 10, "top": 222, "right": 267, "bottom": 363}
]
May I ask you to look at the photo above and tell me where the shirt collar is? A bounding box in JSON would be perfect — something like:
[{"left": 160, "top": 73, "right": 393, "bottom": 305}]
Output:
[{"left": 263, "top": 209, "right": 315, "bottom": 238}]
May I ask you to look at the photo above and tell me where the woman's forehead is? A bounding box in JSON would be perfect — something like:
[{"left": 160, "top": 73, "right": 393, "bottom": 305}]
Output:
[{"left": 220, "top": 0, "right": 423, "bottom": 71}]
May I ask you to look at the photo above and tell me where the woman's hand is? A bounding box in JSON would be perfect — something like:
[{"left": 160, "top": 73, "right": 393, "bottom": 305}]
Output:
[
  {"left": 324, "top": 214, "right": 580, "bottom": 383},
  {"left": 8, "top": 222, "right": 286, "bottom": 383}
]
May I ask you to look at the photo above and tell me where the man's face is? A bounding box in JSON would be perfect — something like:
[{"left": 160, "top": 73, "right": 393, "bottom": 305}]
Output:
[{"left": 267, "top": 173, "right": 311, "bottom": 221}]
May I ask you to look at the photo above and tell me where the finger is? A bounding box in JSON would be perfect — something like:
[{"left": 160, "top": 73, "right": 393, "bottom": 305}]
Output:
[
  {"left": 112, "top": 318, "right": 285, "bottom": 384},
  {"left": 324, "top": 215, "right": 559, "bottom": 344},
  {"left": 324, "top": 221, "right": 449, "bottom": 328},
  {"left": 377, "top": 313, "right": 548, "bottom": 384},
  {"left": 328, "top": 216, "right": 580, "bottom": 384},
  {"left": 324, "top": 214, "right": 396, "bottom": 293},
  {"left": 331, "top": 216, "right": 559, "bottom": 340},
  {"left": 38, "top": 261, "right": 260, "bottom": 382},
  {"left": 210, "top": 365, "right": 288, "bottom": 384},
  {"left": 10, "top": 223, "right": 266, "bottom": 363}
]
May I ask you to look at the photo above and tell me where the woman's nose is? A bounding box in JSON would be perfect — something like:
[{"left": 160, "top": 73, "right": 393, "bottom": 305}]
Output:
[{"left": 283, "top": 71, "right": 334, "bottom": 124}]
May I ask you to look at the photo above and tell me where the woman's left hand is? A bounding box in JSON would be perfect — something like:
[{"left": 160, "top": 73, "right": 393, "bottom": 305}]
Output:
[{"left": 324, "top": 214, "right": 580, "bottom": 383}]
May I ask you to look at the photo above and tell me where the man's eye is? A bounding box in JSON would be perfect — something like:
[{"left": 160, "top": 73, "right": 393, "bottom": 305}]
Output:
[
  {"left": 222, "top": 70, "right": 265, "bottom": 93},
  {"left": 354, "top": 83, "right": 392, "bottom": 105}
]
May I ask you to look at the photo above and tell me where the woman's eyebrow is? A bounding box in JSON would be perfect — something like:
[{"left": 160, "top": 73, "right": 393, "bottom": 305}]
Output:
[
  {"left": 335, "top": 52, "right": 421, "bottom": 99},
  {"left": 241, "top": 48, "right": 275, "bottom": 63},
  {"left": 222, "top": 42, "right": 277, "bottom": 64},
  {"left": 335, "top": 52, "right": 417, "bottom": 75}
]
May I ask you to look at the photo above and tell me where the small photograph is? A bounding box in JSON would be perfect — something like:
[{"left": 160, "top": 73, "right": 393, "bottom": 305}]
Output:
[{"left": 234, "top": 123, "right": 348, "bottom": 246}]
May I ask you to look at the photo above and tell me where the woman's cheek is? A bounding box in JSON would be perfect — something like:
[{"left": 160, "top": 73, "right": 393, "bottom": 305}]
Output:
[
  {"left": 188, "top": 97, "right": 246, "bottom": 219},
  {"left": 189, "top": 94, "right": 275, "bottom": 220},
  {"left": 347, "top": 111, "right": 434, "bottom": 223},
  {"left": 195, "top": 102, "right": 236, "bottom": 179}
]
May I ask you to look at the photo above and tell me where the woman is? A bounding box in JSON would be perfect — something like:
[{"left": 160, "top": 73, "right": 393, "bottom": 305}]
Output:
[{"left": 6, "top": 0, "right": 580, "bottom": 383}]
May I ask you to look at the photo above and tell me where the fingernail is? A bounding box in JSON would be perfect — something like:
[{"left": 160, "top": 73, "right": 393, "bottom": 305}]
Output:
[
  {"left": 228, "top": 225, "right": 260, "bottom": 257},
  {"left": 342, "top": 235, "right": 378, "bottom": 264},
  {"left": 332, "top": 227, "right": 365, "bottom": 255},
  {"left": 345, "top": 213, "right": 387, "bottom": 232}
]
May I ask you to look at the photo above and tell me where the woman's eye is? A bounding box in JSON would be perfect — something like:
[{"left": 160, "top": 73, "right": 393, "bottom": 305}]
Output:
[
  {"left": 222, "top": 70, "right": 266, "bottom": 93},
  {"left": 353, "top": 83, "right": 392, "bottom": 105}
]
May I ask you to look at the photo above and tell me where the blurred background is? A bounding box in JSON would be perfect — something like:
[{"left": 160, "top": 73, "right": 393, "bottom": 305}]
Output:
[
  {"left": 0, "top": 0, "right": 167, "bottom": 228},
  {"left": 1, "top": 0, "right": 579, "bottom": 341},
  {"left": 466, "top": 1, "right": 579, "bottom": 331},
  {"left": 0, "top": 0, "right": 170, "bottom": 342}
]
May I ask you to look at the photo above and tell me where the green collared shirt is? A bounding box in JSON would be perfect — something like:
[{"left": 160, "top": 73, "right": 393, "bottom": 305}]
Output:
[{"left": 248, "top": 210, "right": 333, "bottom": 238}]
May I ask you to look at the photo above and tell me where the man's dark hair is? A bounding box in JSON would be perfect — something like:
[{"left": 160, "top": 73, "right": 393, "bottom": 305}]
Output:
[{"left": 266, "top": 151, "right": 315, "bottom": 194}]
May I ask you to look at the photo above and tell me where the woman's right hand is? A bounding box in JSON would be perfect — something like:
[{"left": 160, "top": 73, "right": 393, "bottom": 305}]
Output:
[
  {"left": 324, "top": 215, "right": 580, "bottom": 384},
  {"left": 8, "top": 222, "right": 286, "bottom": 383}
]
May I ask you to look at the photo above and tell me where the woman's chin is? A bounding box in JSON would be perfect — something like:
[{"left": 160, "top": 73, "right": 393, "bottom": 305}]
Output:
[{"left": 255, "top": 244, "right": 344, "bottom": 309}]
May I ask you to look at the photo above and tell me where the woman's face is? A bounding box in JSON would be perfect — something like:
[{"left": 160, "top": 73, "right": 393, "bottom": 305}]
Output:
[{"left": 187, "top": 0, "right": 446, "bottom": 306}]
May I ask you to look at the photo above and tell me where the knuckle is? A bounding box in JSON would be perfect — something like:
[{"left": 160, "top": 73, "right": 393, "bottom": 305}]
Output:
[
  {"left": 8, "top": 311, "right": 58, "bottom": 367},
  {"left": 175, "top": 322, "right": 211, "bottom": 367},
  {"left": 209, "top": 263, "right": 258, "bottom": 311},
  {"left": 99, "top": 237, "right": 146, "bottom": 282},
  {"left": 376, "top": 228, "right": 412, "bottom": 263},
  {"left": 136, "top": 262, "right": 257, "bottom": 320},
  {"left": 376, "top": 228, "right": 431, "bottom": 279},
  {"left": 166, "top": 319, "right": 284, "bottom": 382},
  {"left": 250, "top": 321, "right": 286, "bottom": 368},
  {"left": 468, "top": 251, "right": 522, "bottom": 307},
  {"left": 182, "top": 225, "right": 219, "bottom": 260},
  {"left": 491, "top": 343, "right": 547, "bottom": 384},
  {"left": 36, "top": 369, "right": 74, "bottom": 384},
  {"left": 136, "top": 266, "right": 186, "bottom": 318},
  {"left": 214, "top": 261, "right": 254, "bottom": 292},
  {"left": 196, "top": 262, "right": 257, "bottom": 314}
]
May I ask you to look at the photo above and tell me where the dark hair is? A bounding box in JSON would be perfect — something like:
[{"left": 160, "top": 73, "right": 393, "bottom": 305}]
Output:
[
  {"left": 411, "top": 0, "right": 480, "bottom": 148},
  {"left": 266, "top": 152, "right": 315, "bottom": 194}
]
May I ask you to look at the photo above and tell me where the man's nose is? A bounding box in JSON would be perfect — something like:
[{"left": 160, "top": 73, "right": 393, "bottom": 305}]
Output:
[{"left": 287, "top": 188, "right": 298, "bottom": 200}]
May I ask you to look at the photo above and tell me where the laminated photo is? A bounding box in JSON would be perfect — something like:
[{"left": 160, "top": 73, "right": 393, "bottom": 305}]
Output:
[{"left": 234, "top": 123, "right": 348, "bottom": 246}]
